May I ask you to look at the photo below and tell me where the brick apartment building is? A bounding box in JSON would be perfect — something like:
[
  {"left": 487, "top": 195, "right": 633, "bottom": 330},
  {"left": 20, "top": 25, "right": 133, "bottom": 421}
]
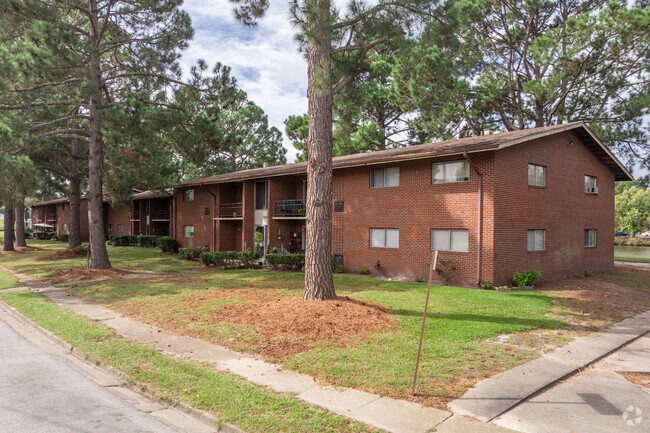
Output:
[{"left": 30, "top": 122, "right": 632, "bottom": 286}]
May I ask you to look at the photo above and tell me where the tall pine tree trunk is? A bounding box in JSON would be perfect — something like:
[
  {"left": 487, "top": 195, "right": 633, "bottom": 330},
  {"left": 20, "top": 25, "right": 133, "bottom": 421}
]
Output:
[
  {"left": 15, "top": 199, "right": 26, "bottom": 247},
  {"left": 69, "top": 174, "right": 82, "bottom": 248},
  {"left": 302, "top": 0, "right": 335, "bottom": 301},
  {"left": 87, "top": 0, "right": 111, "bottom": 268},
  {"left": 3, "top": 204, "right": 15, "bottom": 252}
]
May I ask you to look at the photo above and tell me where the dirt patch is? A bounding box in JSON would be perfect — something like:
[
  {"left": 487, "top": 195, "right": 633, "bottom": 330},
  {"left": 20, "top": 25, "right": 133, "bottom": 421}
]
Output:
[
  {"left": 0, "top": 245, "right": 45, "bottom": 255},
  {"left": 618, "top": 371, "right": 650, "bottom": 390},
  {"left": 36, "top": 249, "right": 86, "bottom": 261},
  {"left": 49, "top": 268, "right": 132, "bottom": 284},
  {"left": 217, "top": 295, "right": 393, "bottom": 357}
]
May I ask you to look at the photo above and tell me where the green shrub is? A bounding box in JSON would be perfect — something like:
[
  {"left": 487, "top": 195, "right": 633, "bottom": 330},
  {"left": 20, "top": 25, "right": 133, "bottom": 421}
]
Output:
[
  {"left": 240, "top": 248, "right": 261, "bottom": 268},
  {"left": 479, "top": 279, "right": 494, "bottom": 290},
  {"left": 57, "top": 234, "right": 70, "bottom": 243},
  {"left": 179, "top": 247, "right": 208, "bottom": 260},
  {"left": 332, "top": 263, "right": 344, "bottom": 273},
  {"left": 512, "top": 270, "right": 543, "bottom": 287},
  {"left": 266, "top": 254, "right": 305, "bottom": 271},
  {"left": 107, "top": 234, "right": 118, "bottom": 245},
  {"left": 72, "top": 244, "right": 88, "bottom": 254},
  {"left": 200, "top": 250, "right": 261, "bottom": 268},
  {"left": 33, "top": 232, "right": 54, "bottom": 240},
  {"left": 415, "top": 273, "right": 424, "bottom": 283},
  {"left": 156, "top": 236, "right": 177, "bottom": 252},
  {"left": 137, "top": 235, "right": 158, "bottom": 247},
  {"left": 356, "top": 267, "right": 370, "bottom": 275},
  {"left": 436, "top": 260, "right": 457, "bottom": 283}
]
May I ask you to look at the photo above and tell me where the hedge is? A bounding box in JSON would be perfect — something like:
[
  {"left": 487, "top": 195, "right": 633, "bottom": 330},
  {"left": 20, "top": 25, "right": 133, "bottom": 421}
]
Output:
[
  {"left": 57, "top": 234, "right": 70, "bottom": 243},
  {"left": 33, "top": 232, "right": 54, "bottom": 240},
  {"left": 156, "top": 236, "right": 177, "bottom": 252},
  {"left": 265, "top": 254, "right": 305, "bottom": 271},
  {"left": 137, "top": 235, "right": 158, "bottom": 247},
  {"left": 179, "top": 247, "right": 208, "bottom": 261},
  {"left": 200, "top": 250, "right": 260, "bottom": 268}
]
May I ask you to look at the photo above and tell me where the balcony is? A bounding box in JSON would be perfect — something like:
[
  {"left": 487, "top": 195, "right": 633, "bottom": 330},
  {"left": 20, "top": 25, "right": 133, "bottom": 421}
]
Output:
[
  {"left": 273, "top": 200, "right": 306, "bottom": 219},
  {"left": 151, "top": 209, "right": 169, "bottom": 221},
  {"left": 129, "top": 211, "right": 140, "bottom": 221},
  {"left": 217, "top": 203, "right": 243, "bottom": 219},
  {"left": 47, "top": 213, "right": 56, "bottom": 221}
]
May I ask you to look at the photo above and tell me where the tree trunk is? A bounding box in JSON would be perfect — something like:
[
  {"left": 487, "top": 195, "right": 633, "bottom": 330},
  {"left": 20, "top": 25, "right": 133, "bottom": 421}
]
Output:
[
  {"left": 302, "top": 0, "right": 336, "bottom": 301},
  {"left": 3, "top": 204, "right": 15, "bottom": 252},
  {"left": 14, "top": 199, "right": 26, "bottom": 247},
  {"left": 87, "top": 0, "right": 111, "bottom": 269},
  {"left": 69, "top": 174, "right": 82, "bottom": 248}
]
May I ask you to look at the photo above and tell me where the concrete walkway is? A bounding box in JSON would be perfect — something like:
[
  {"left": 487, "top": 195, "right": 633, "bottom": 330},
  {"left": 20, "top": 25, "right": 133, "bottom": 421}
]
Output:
[
  {"left": 0, "top": 266, "right": 519, "bottom": 433},
  {"left": 450, "top": 310, "right": 650, "bottom": 422}
]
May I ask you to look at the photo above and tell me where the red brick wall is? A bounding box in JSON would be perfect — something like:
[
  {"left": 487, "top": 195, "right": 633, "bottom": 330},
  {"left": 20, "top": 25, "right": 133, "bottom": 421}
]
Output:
[
  {"left": 106, "top": 205, "right": 131, "bottom": 236},
  {"left": 332, "top": 154, "right": 494, "bottom": 285},
  {"left": 53, "top": 200, "right": 90, "bottom": 241},
  {"left": 493, "top": 131, "right": 615, "bottom": 284},
  {"left": 174, "top": 186, "right": 216, "bottom": 249}
]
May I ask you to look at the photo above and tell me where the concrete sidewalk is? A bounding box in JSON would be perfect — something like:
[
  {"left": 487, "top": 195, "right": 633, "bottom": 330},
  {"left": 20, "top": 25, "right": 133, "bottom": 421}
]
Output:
[
  {"left": 450, "top": 310, "right": 650, "bottom": 422},
  {"left": 0, "top": 265, "right": 519, "bottom": 433}
]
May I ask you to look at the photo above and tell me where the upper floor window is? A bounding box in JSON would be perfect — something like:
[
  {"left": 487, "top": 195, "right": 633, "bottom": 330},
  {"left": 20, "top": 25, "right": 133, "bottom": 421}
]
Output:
[
  {"left": 371, "top": 167, "right": 399, "bottom": 188},
  {"left": 62, "top": 203, "right": 66, "bottom": 211},
  {"left": 255, "top": 181, "right": 268, "bottom": 210},
  {"left": 584, "top": 229, "right": 597, "bottom": 247},
  {"left": 370, "top": 228, "right": 399, "bottom": 248},
  {"left": 527, "top": 229, "right": 545, "bottom": 251},
  {"left": 334, "top": 201, "right": 345, "bottom": 212},
  {"left": 585, "top": 176, "right": 598, "bottom": 194},
  {"left": 204, "top": 207, "right": 210, "bottom": 216},
  {"left": 432, "top": 160, "right": 469, "bottom": 184},
  {"left": 431, "top": 229, "right": 469, "bottom": 252},
  {"left": 183, "top": 189, "right": 194, "bottom": 202},
  {"left": 528, "top": 164, "right": 546, "bottom": 187}
]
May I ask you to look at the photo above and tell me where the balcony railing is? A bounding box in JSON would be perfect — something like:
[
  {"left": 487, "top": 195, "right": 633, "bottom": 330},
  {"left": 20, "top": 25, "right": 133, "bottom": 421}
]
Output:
[
  {"left": 218, "top": 203, "right": 243, "bottom": 219},
  {"left": 273, "top": 200, "right": 306, "bottom": 218},
  {"left": 130, "top": 211, "right": 140, "bottom": 221},
  {"left": 151, "top": 209, "right": 169, "bottom": 220}
]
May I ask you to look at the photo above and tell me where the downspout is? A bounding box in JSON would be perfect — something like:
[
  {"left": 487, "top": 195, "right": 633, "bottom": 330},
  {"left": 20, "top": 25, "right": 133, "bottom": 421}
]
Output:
[
  {"left": 200, "top": 183, "right": 217, "bottom": 251},
  {"left": 463, "top": 151, "right": 483, "bottom": 285}
]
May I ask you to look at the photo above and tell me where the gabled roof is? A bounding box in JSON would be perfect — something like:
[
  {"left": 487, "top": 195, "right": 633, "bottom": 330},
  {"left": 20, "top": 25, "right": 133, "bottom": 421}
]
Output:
[
  {"left": 30, "top": 197, "right": 71, "bottom": 207},
  {"left": 182, "top": 122, "right": 633, "bottom": 186}
]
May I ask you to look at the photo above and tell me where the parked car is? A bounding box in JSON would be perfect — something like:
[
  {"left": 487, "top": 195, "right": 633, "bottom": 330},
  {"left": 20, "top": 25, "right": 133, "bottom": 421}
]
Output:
[
  {"left": 615, "top": 231, "right": 630, "bottom": 236},
  {"left": 641, "top": 231, "right": 650, "bottom": 238}
]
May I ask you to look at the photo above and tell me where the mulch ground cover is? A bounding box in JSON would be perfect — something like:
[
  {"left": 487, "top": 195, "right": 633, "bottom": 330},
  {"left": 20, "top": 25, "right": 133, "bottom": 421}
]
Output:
[{"left": 48, "top": 268, "right": 132, "bottom": 284}]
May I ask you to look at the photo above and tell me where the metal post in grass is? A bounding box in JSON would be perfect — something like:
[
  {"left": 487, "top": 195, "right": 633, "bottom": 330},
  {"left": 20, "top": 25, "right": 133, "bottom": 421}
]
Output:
[{"left": 411, "top": 250, "right": 438, "bottom": 396}]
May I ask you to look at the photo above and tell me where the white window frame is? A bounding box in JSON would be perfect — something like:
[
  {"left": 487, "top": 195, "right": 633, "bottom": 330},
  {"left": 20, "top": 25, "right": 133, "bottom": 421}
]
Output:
[
  {"left": 584, "top": 229, "right": 597, "bottom": 247},
  {"left": 183, "top": 189, "right": 194, "bottom": 202},
  {"left": 117, "top": 224, "right": 124, "bottom": 233},
  {"left": 585, "top": 175, "right": 598, "bottom": 194},
  {"left": 369, "top": 228, "right": 399, "bottom": 248},
  {"left": 432, "top": 160, "right": 470, "bottom": 184},
  {"left": 527, "top": 229, "right": 545, "bottom": 251},
  {"left": 431, "top": 229, "right": 469, "bottom": 252},
  {"left": 528, "top": 164, "right": 546, "bottom": 187},
  {"left": 370, "top": 167, "right": 400, "bottom": 188},
  {"left": 61, "top": 223, "right": 67, "bottom": 232},
  {"left": 183, "top": 225, "right": 195, "bottom": 238}
]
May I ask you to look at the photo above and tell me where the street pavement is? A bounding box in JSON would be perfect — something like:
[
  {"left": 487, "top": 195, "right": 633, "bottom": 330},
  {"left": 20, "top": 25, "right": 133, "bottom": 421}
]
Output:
[
  {"left": 494, "top": 335, "right": 650, "bottom": 433},
  {"left": 0, "top": 312, "right": 214, "bottom": 433}
]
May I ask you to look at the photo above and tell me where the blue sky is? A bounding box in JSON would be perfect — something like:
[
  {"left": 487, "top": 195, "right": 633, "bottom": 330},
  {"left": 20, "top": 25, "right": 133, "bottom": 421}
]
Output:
[{"left": 180, "top": 0, "right": 308, "bottom": 162}]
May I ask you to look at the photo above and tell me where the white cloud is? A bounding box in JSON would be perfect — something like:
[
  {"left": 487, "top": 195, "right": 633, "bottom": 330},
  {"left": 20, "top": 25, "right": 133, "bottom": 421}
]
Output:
[{"left": 180, "top": 0, "right": 308, "bottom": 162}]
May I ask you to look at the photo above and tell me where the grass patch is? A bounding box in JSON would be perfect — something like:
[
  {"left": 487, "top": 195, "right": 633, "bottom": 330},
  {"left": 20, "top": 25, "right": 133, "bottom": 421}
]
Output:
[
  {"left": 615, "top": 256, "right": 650, "bottom": 263},
  {"left": 0, "top": 290, "right": 377, "bottom": 433},
  {"left": 67, "top": 269, "right": 565, "bottom": 405},
  {"left": 582, "top": 268, "right": 650, "bottom": 292},
  {"left": 0, "top": 240, "right": 198, "bottom": 279},
  {"left": 0, "top": 269, "right": 18, "bottom": 289}
]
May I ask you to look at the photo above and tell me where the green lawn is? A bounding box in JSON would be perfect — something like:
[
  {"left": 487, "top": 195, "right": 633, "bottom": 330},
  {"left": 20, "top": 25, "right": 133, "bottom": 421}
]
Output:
[
  {"left": 0, "top": 290, "right": 377, "bottom": 433},
  {"left": 615, "top": 256, "right": 650, "bottom": 263},
  {"left": 0, "top": 240, "right": 198, "bottom": 279},
  {"left": 67, "top": 269, "right": 565, "bottom": 405},
  {"left": 0, "top": 269, "right": 18, "bottom": 289}
]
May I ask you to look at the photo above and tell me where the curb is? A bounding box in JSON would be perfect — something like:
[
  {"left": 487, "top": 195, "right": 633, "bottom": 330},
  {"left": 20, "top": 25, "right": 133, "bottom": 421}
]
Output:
[{"left": 0, "top": 298, "right": 244, "bottom": 433}]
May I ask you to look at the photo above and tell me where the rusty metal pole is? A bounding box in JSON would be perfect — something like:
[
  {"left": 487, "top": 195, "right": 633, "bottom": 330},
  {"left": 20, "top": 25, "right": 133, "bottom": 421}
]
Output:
[{"left": 411, "top": 250, "right": 438, "bottom": 396}]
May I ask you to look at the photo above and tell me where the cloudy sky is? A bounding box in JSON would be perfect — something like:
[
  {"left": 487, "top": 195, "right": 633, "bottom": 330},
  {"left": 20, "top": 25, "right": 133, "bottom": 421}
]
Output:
[{"left": 180, "top": 0, "right": 309, "bottom": 163}]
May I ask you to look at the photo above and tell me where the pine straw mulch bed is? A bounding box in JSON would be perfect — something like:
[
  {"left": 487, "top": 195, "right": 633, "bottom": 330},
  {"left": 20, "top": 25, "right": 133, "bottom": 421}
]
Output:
[
  {"left": 113, "top": 288, "right": 393, "bottom": 358},
  {"left": 48, "top": 268, "right": 132, "bottom": 284},
  {"left": 35, "top": 248, "right": 86, "bottom": 261},
  {"left": 617, "top": 372, "right": 650, "bottom": 390},
  {"left": 0, "top": 245, "right": 45, "bottom": 255}
]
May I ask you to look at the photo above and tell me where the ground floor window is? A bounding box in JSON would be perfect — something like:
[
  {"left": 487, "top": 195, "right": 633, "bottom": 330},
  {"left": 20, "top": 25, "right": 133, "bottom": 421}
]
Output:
[
  {"left": 527, "top": 229, "right": 545, "bottom": 251},
  {"left": 584, "top": 229, "right": 597, "bottom": 247},
  {"left": 431, "top": 229, "right": 469, "bottom": 252},
  {"left": 117, "top": 224, "right": 124, "bottom": 233},
  {"left": 183, "top": 225, "right": 194, "bottom": 238},
  {"left": 370, "top": 228, "right": 399, "bottom": 248},
  {"left": 61, "top": 223, "right": 67, "bottom": 232},
  {"left": 108, "top": 224, "right": 113, "bottom": 232}
]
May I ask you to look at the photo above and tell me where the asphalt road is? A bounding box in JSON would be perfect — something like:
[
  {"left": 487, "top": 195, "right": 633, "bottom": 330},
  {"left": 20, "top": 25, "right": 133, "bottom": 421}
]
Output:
[{"left": 0, "top": 316, "right": 188, "bottom": 433}]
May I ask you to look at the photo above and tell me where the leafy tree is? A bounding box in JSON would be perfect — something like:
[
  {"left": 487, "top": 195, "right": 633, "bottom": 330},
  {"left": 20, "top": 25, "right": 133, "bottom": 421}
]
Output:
[
  {"left": 398, "top": 0, "right": 649, "bottom": 173},
  {"left": 0, "top": 0, "right": 193, "bottom": 267},
  {"left": 230, "top": 0, "right": 434, "bottom": 300},
  {"left": 615, "top": 181, "right": 650, "bottom": 234},
  {"left": 173, "top": 62, "right": 286, "bottom": 178}
]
